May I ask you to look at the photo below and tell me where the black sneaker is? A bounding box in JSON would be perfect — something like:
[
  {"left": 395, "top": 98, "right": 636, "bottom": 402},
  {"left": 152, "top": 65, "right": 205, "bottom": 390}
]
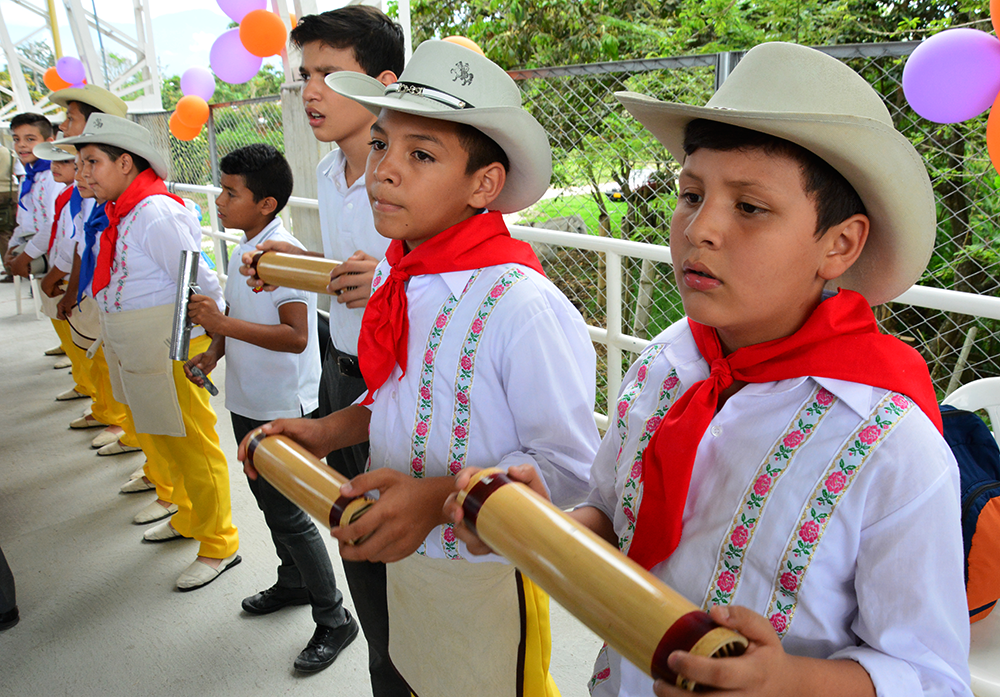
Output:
[
  {"left": 0, "top": 606, "right": 19, "bottom": 631},
  {"left": 241, "top": 584, "right": 310, "bottom": 615},
  {"left": 293, "top": 612, "right": 360, "bottom": 673}
]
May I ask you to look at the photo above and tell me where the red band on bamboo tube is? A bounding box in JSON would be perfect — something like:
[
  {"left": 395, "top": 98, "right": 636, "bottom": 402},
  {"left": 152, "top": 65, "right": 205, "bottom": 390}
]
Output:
[
  {"left": 651, "top": 610, "right": 720, "bottom": 684},
  {"left": 246, "top": 430, "right": 265, "bottom": 468},
  {"left": 461, "top": 470, "right": 512, "bottom": 533},
  {"left": 329, "top": 496, "right": 354, "bottom": 528}
]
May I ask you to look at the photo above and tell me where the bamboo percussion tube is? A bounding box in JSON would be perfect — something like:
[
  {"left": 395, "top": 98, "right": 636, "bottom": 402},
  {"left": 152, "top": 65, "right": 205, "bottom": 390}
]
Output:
[
  {"left": 250, "top": 251, "right": 342, "bottom": 295},
  {"left": 245, "top": 429, "right": 374, "bottom": 539},
  {"left": 457, "top": 469, "right": 748, "bottom": 691}
]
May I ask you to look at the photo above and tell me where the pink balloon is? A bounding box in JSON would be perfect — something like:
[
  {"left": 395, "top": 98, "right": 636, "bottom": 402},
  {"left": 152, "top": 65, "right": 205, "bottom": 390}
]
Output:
[
  {"left": 181, "top": 66, "right": 216, "bottom": 102},
  {"left": 903, "top": 28, "right": 1000, "bottom": 124},
  {"left": 210, "top": 29, "right": 262, "bottom": 85},
  {"left": 217, "top": 0, "right": 266, "bottom": 24},
  {"left": 56, "top": 56, "right": 86, "bottom": 85}
]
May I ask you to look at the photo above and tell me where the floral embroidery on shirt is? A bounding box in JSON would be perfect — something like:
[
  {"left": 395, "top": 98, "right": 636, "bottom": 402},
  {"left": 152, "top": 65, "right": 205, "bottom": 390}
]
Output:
[
  {"left": 409, "top": 271, "right": 480, "bottom": 479},
  {"left": 615, "top": 345, "right": 667, "bottom": 457},
  {"left": 618, "top": 368, "right": 682, "bottom": 555},
  {"left": 703, "top": 387, "right": 837, "bottom": 609},
  {"left": 440, "top": 267, "right": 527, "bottom": 559},
  {"left": 372, "top": 268, "right": 385, "bottom": 292},
  {"left": 99, "top": 200, "right": 153, "bottom": 313},
  {"left": 588, "top": 643, "right": 611, "bottom": 694},
  {"left": 763, "top": 392, "right": 913, "bottom": 638}
]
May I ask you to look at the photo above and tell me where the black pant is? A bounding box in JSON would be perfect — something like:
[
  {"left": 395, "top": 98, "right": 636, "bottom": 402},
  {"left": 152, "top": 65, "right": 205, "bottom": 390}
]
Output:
[
  {"left": 232, "top": 411, "right": 347, "bottom": 630},
  {"left": 0, "top": 545, "right": 14, "bottom": 614},
  {"left": 319, "top": 342, "right": 410, "bottom": 697}
]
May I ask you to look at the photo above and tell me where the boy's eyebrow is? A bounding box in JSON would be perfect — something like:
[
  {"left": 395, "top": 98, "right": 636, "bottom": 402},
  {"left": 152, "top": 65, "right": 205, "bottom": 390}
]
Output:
[
  {"left": 680, "top": 169, "right": 777, "bottom": 192},
  {"left": 370, "top": 121, "right": 446, "bottom": 148}
]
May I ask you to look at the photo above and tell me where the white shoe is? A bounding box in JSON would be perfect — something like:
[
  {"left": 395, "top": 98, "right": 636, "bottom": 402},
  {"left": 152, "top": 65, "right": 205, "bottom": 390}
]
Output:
[
  {"left": 83, "top": 405, "right": 93, "bottom": 417},
  {"left": 133, "top": 501, "right": 178, "bottom": 525},
  {"left": 91, "top": 429, "right": 121, "bottom": 449},
  {"left": 44, "top": 345, "right": 66, "bottom": 356},
  {"left": 98, "top": 441, "right": 141, "bottom": 457},
  {"left": 121, "top": 476, "right": 155, "bottom": 493},
  {"left": 142, "top": 520, "right": 184, "bottom": 542},
  {"left": 56, "top": 387, "right": 88, "bottom": 401},
  {"left": 129, "top": 463, "right": 147, "bottom": 480},
  {"left": 176, "top": 553, "right": 241, "bottom": 592},
  {"left": 53, "top": 356, "right": 72, "bottom": 369},
  {"left": 70, "top": 414, "right": 106, "bottom": 429}
]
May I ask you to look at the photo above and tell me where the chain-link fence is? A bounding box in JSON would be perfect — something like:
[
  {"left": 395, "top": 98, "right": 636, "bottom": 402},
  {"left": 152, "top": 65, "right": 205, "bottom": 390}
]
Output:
[{"left": 150, "top": 41, "right": 1000, "bottom": 409}]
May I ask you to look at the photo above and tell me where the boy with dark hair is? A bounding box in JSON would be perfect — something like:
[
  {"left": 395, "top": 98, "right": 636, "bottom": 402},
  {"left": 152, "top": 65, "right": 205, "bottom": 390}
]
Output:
[
  {"left": 240, "top": 40, "right": 601, "bottom": 697},
  {"left": 455, "top": 42, "right": 971, "bottom": 697},
  {"left": 184, "top": 144, "right": 353, "bottom": 673},
  {"left": 238, "top": 8, "right": 406, "bottom": 694},
  {"left": 5, "top": 113, "right": 58, "bottom": 273},
  {"left": 63, "top": 114, "right": 240, "bottom": 591}
]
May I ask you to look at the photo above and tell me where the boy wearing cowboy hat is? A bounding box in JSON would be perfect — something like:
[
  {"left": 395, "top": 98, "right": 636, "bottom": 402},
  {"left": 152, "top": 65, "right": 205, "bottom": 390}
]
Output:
[
  {"left": 453, "top": 42, "right": 970, "bottom": 697},
  {"left": 239, "top": 40, "right": 600, "bottom": 696},
  {"left": 63, "top": 114, "right": 241, "bottom": 592}
]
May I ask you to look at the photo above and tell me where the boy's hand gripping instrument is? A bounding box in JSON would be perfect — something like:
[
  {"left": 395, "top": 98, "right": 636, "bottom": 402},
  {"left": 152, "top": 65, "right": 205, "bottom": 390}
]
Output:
[
  {"left": 170, "top": 249, "right": 218, "bottom": 396},
  {"left": 249, "top": 251, "right": 342, "bottom": 295},
  {"left": 457, "top": 468, "right": 749, "bottom": 692}
]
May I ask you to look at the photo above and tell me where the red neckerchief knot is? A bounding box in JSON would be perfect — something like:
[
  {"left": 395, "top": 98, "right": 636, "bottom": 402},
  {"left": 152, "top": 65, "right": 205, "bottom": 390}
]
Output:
[
  {"left": 92, "top": 169, "right": 183, "bottom": 294},
  {"left": 626, "top": 289, "right": 942, "bottom": 572},
  {"left": 357, "top": 211, "right": 544, "bottom": 405}
]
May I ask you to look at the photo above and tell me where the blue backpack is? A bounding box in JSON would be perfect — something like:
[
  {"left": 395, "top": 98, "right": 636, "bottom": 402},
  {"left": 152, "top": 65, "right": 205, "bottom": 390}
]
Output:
[{"left": 940, "top": 404, "right": 1000, "bottom": 622}]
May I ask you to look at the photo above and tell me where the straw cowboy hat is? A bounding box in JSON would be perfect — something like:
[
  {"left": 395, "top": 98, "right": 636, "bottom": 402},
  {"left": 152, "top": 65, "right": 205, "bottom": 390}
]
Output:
[
  {"left": 616, "top": 41, "right": 935, "bottom": 306},
  {"left": 33, "top": 141, "right": 77, "bottom": 162},
  {"left": 49, "top": 84, "right": 128, "bottom": 118},
  {"left": 326, "top": 39, "right": 551, "bottom": 214},
  {"left": 61, "top": 113, "right": 169, "bottom": 179}
]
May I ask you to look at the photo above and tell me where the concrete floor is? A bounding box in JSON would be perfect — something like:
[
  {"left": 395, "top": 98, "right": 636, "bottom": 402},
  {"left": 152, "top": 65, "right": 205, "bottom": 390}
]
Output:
[{"left": 0, "top": 280, "right": 603, "bottom": 697}]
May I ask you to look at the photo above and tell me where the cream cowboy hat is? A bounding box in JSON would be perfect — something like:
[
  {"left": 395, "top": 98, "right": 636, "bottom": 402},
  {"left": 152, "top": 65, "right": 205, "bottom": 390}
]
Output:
[
  {"left": 49, "top": 85, "right": 128, "bottom": 118},
  {"left": 33, "top": 141, "right": 77, "bottom": 162},
  {"left": 616, "top": 41, "right": 935, "bottom": 306},
  {"left": 61, "top": 113, "right": 169, "bottom": 179},
  {"left": 326, "top": 39, "right": 552, "bottom": 214}
]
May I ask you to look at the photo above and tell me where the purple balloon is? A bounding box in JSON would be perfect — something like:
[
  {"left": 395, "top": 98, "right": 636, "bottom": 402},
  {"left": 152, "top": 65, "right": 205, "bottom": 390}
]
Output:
[
  {"left": 903, "top": 28, "right": 1000, "bottom": 124},
  {"left": 210, "top": 29, "right": 262, "bottom": 85},
  {"left": 56, "top": 56, "right": 86, "bottom": 85},
  {"left": 217, "top": 0, "right": 266, "bottom": 24},
  {"left": 181, "top": 66, "right": 216, "bottom": 102}
]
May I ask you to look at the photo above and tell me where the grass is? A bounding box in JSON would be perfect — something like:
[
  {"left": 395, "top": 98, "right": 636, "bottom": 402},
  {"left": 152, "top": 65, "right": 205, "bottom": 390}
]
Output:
[{"left": 519, "top": 191, "right": 630, "bottom": 237}]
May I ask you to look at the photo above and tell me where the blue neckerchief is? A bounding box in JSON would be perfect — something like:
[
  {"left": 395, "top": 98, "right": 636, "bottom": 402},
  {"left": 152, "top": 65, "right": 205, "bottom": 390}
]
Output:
[
  {"left": 78, "top": 201, "right": 109, "bottom": 303},
  {"left": 18, "top": 159, "right": 51, "bottom": 211},
  {"left": 69, "top": 186, "right": 83, "bottom": 222}
]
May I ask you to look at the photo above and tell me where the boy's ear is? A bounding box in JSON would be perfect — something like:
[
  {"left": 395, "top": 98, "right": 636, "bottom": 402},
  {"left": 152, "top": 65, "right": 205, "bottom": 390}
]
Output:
[
  {"left": 375, "top": 70, "right": 398, "bottom": 88},
  {"left": 467, "top": 162, "right": 507, "bottom": 211},
  {"left": 818, "top": 213, "right": 869, "bottom": 282},
  {"left": 257, "top": 195, "right": 278, "bottom": 217},
  {"left": 46, "top": 135, "right": 55, "bottom": 143}
]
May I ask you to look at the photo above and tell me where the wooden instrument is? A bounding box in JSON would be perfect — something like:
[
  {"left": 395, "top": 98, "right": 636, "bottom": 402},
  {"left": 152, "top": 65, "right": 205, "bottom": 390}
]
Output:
[
  {"left": 244, "top": 430, "right": 374, "bottom": 540},
  {"left": 457, "top": 468, "right": 748, "bottom": 691},
  {"left": 249, "top": 251, "right": 342, "bottom": 295}
]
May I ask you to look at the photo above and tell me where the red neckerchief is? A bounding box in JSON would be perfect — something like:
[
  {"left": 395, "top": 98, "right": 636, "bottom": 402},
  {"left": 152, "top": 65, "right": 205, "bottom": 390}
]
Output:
[
  {"left": 46, "top": 186, "right": 74, "bottom": 254},
  {"left": 92, "top": 169, "right": 183, "bottom": 293},
  {"left": 358, "top": 211, "right": 544, "bottom": 403},
  {"left": 627, "top": 289, "right": 943, "bottom": 571}
]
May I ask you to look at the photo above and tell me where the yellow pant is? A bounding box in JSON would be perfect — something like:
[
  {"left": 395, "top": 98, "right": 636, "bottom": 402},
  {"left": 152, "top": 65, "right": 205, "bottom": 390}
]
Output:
[
  {"left": 134, "top": 335, "right": 238, "bottom": 560},
  {"left": 86, "top": 345, "right": 141, "bottom": 449},
  {"left": 522, "top": 575, "right": 560, "bottom": 697},
  {"left": 51, "top": 319, "right": 95, "bottom": 398}
]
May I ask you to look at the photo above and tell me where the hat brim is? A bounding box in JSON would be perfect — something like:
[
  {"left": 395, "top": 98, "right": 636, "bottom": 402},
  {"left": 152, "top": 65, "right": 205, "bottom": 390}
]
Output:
[
  {"left": 33, "top": 142, "right": 77, "bottom": 162},
  {"left": 49, "top": 87, "right": 129, "bottom": 118},
  {"left": 61, "top": 131, "right": 169, "bottom": 180},
  {"left": 615, "top": 92, "right": 936, "bottom": 306},
  {"left": 327, "top": 72, "right": 552, "bottom": 214}
]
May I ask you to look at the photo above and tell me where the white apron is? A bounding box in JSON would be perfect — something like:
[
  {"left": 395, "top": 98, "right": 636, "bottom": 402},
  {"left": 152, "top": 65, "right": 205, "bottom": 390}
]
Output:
[{"left": 101, "top": 304, "right": 185, "bottom": 437}]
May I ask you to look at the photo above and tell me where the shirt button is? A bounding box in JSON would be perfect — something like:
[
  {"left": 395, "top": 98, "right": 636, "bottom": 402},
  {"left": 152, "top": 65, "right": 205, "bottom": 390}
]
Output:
[
  {"left": 346, "top": 203, "right": 353, "bottom": 210},
  {"left": 711, "top": 425, "right": 722, "bottom": 437}
]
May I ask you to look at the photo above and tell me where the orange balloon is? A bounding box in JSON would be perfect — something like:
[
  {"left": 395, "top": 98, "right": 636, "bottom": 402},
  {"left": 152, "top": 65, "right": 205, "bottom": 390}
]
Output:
[
  {"left": 988, "top": 93, "right": 1000, "bottom": 176},
  {"left": 239, "top": 10, "right": 288, "bottom": 58},
  {"left": 169, "top": 111, "right": 201, "bottom": 141},
  {"left": 443, "top": 36, "right": 485, "bottom": 56},
  {"left": 44, "top": 67, "right": 72, "bottom": 92},
  {"left": 993, "top": 0, "right": 1000, "bottom": 37},
  {"left": 176, "top": 95, "right": 209, "bottom": 128}
]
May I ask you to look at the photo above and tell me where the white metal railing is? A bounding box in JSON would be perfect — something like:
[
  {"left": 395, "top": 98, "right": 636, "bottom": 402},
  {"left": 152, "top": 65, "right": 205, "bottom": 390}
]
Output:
[{"left": 169, "top": 182, "right": 1000, "bottom": 427}]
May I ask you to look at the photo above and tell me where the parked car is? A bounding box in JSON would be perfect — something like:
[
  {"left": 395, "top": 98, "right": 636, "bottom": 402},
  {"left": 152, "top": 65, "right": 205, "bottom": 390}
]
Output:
[{"left": 603, "top": 167, "right": 674, "bottom": 202}]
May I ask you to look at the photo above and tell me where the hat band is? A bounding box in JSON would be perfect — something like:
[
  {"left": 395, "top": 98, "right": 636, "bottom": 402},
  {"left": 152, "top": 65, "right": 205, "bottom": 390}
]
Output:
[{"left": 383, "top": 82, "right": 474, "bottom": 110}]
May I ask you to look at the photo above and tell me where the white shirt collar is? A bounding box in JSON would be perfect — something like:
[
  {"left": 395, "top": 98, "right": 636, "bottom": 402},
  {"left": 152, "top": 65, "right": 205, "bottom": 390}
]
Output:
[{"left": 240, "top": 217, "right": 283, "bottom": 247}]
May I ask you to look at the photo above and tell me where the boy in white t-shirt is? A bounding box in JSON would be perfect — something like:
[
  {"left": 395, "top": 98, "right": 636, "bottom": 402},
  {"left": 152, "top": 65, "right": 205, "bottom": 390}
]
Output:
[{"left": 184, "top": 144, "right": 356, "bottom": 674}]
